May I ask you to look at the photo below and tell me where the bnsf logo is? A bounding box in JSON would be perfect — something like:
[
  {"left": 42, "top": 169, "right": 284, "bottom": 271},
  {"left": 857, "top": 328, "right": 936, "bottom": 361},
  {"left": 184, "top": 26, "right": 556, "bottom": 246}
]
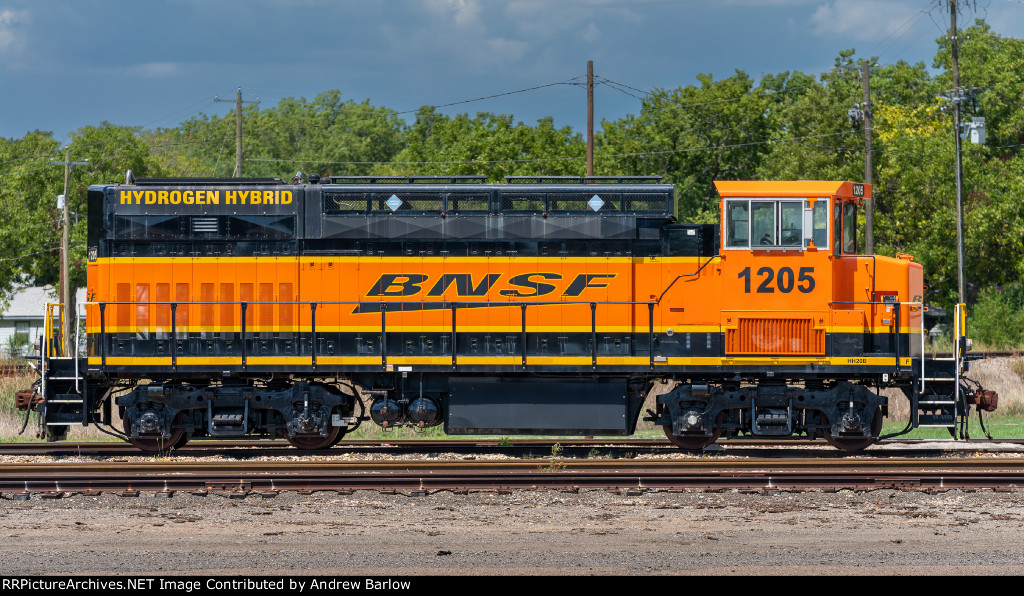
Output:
[{"left": 365, "top": 273, "right": 617, "bottom": 298}]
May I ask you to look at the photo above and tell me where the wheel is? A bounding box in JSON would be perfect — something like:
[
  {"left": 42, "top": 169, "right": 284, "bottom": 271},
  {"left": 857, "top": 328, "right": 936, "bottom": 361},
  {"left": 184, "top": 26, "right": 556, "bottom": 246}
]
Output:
[
  {"left": 171, "top": 431, "right": 191, "bottom": 450},
  {"left": 326, "top": 427, "right": 348, "bottom": 447},
  {"left": 286, "top": 425, "right": 342, "bottom": 450},
  {"left": 821, "top": 407, "right": 883, "bottom": 452},
  {"left": 662, "top": 423, "right": 722, "bottom": 450},
  {"left": 123, "top": 414, "right": 187, "bottom": 453}
]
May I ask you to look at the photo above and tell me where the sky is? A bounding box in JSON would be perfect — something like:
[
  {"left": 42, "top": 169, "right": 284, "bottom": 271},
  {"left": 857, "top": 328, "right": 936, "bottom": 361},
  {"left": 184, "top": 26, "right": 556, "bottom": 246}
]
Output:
[{"left": 1, "top": 0, "right": 1021, "bottom": 143}]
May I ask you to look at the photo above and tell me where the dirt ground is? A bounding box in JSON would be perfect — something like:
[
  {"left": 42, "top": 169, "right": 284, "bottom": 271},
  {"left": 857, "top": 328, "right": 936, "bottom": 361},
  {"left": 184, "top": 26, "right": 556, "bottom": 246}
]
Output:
[{"left": 1, "top": 485, "right": 1023, "bottom": 576}]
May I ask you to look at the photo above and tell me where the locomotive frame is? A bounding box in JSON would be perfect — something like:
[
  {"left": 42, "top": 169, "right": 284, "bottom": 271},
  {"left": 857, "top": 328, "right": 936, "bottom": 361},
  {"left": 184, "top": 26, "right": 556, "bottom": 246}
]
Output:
[{"left": 26, "top": 174, "right": 992, "bottom": 451}]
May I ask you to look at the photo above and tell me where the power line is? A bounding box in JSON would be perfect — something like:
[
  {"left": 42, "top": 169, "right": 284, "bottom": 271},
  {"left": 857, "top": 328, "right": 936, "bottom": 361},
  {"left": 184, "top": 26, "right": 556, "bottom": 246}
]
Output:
[{"left": 393, "top": 79, "right": 581, "bottom": 116}]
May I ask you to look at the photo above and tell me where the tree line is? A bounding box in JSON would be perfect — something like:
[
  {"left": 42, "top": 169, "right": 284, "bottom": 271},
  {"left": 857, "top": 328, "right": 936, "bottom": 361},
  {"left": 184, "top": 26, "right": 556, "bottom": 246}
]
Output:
[{"left": 1, "top": 20, "right": 1022, "bottom": 343}]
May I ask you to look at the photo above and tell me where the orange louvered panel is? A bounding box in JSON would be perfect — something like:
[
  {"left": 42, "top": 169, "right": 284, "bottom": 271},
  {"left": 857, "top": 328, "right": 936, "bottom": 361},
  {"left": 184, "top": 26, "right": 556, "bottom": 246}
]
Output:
[{"left": 725, "top": 318, "right": 825, "bottom": 355}]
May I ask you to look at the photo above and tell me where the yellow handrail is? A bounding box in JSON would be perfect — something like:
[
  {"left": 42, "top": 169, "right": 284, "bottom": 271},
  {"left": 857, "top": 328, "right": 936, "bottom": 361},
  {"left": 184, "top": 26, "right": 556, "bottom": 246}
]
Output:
[{"left": 43, "top": 303, "right": 64, "bottom": 358}]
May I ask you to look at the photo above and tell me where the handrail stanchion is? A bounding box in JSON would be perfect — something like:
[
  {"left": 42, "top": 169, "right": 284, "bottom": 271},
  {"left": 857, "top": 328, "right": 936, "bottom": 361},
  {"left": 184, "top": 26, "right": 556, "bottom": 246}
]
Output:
[
  {"left": 381, "top": 303, "right": 387, "bottom": 370},
  {"left": 240, "top": 302, "right": 247, "bottom": 372},
  {"left": 310, "top": 302, "right": 317, "bottom": 372},
  {"left": 648, "top": 302, "right": 655, "bottom": 370},
  {"left": 451, "top": 303, "right": 457, "bottom": 371},
  {"left": 521, "top": 303, "right": 528, "bottom": 370},
  {"left": 99, "top": 303, "right": 107, "bottom": 368},
  {"left": 171, "top": 302, "right": 177, "bottom": 372}
]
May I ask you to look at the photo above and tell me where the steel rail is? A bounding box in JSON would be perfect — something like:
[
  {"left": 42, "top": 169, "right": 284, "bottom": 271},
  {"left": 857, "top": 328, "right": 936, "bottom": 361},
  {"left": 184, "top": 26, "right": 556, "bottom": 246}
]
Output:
[
  {"left": 7, "top": 457, "right": 1024, "bottom": 472},
  {"left": 3, "top": 458, "right": 1024, "bottom": 495},
  {"left": 2, "top": 437, "right": 1024, "bottom": 456}
]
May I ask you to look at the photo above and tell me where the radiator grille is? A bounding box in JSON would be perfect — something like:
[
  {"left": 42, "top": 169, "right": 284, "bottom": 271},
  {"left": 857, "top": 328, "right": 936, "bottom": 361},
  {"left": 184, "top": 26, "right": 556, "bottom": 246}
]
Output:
[{"left": 725, "top": 318, "right": 825, "bottom": 355}]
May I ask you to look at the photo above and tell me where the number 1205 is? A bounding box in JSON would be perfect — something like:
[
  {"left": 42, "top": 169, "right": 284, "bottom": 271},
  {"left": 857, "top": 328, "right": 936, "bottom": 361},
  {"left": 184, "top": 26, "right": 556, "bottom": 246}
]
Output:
[{"left": 738, "top": 266, "right": 815, "bottom": 293}]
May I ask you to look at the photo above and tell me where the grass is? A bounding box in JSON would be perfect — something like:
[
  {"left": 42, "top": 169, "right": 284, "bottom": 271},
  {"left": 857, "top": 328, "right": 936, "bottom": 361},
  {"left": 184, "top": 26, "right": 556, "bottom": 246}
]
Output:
[{"left": 881, "top": 418, "right": 1023, "bottom": 440}]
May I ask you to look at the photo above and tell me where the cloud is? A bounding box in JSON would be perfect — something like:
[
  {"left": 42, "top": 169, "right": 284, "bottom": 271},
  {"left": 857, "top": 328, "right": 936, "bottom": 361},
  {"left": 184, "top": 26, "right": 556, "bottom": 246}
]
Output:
[
  {"left": 504, "top": 0, "right": 642, "bottom": 37},
  {"left": 0, "top": 8, "right": 29, "bottom": 55},
  {"left": 809, "top": 0, "right": 919, "bottom": 41},
  {"left": 92, "top": 62, "right": 186, "bottom": 78},
  {"left": 125, "top": 62, "right": 185, "bottom": 78},
  {"left": 579, "top": 22, "right": 600, "bottom": 44},
  {"left": 424, "top": 0, "right": 482, "bottom": 28}
]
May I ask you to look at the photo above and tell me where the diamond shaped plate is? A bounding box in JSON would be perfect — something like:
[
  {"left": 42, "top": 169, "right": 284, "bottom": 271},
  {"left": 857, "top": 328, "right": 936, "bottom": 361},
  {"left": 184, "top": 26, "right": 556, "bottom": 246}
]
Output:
[
  {"left": 588, "top": 195, "right": 605, "bottom": 211},
  {"left": 386, "top": 194, "right": 402, "bottom": 211}
]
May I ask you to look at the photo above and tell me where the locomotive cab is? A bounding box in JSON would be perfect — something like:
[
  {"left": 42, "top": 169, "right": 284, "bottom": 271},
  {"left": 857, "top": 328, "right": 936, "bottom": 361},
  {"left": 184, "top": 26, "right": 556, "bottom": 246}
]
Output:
[{"left": 649, "top": 182, "right": 928, "bottom": 449}]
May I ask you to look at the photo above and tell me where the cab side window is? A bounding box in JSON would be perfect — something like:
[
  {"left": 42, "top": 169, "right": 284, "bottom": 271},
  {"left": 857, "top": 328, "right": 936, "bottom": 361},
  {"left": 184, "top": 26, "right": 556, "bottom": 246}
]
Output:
[
  {"left": 779, "top": 203, "right": 802, "bottom": 246},
  {"left": 804, "top": 199, "right": 828, "bottom": 249},
  {"left": 842, "top": 201, "right": 858, "bottom": 254},
  {"left": 725, "top": 198, "right": 809, "bottom": 249},
  {"left": 751, "top": 201, "right": 775, "bottom": 246},
  {"left": 725, "top": 201, "right": 749, "bottom": 248}
]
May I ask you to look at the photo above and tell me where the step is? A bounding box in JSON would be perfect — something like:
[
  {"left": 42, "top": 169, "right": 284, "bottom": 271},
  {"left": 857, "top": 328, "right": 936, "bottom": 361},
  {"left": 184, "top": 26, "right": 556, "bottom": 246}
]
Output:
[
  {"left": 212, "top": 414, "right": 245, "bottom": 426},
  {"left": 918, "top": 417, "right": 956, "bottom": 426},
  {"left": 44, "top": 412, "right": 85, "bottom": 424}
]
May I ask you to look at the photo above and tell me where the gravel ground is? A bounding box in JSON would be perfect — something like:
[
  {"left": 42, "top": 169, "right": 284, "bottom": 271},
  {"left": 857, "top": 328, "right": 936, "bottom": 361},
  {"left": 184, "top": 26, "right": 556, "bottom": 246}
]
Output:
[{"left": 1, "top": 485, "right": 1023, "bottom": 576}]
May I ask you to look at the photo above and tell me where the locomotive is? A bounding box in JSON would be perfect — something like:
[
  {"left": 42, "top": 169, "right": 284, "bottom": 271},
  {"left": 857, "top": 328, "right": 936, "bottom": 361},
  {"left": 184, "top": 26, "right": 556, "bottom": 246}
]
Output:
[{"left": 23, "top": 174, "right": 996, "bottom": 451}]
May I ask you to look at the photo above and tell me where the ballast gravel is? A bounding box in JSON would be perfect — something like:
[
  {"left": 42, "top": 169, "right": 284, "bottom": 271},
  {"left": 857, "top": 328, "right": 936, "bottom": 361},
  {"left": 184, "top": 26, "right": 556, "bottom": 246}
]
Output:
[{"left": 1, "top": 485, "right": 1023, "bottom": 576}]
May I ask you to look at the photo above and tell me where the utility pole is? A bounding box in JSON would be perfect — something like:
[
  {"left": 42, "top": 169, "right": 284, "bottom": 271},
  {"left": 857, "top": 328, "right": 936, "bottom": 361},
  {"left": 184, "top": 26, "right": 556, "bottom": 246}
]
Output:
[
  {"left": 215, "top": 88, "right": 259, "bottom": 177},
  {"left": 50, "top": 148, "right": 88, "bottom": 356},
  {"left": 949, "top": 0, "right": 967, "bottom": 309},
  {"left": 861, "top": 59, "right": 874, "bottom": 255},
  {"left": 586, "top": 60, "right": 594, "bottom": 177}
]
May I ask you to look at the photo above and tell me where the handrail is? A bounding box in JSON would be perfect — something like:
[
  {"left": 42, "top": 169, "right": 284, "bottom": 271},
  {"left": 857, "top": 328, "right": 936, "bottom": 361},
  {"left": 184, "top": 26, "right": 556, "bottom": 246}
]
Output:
[
  {"left": 656, "top": 255, "right": 721, "bottom": 304},
  {"left": 80, "top": 294, "right": 926, "bottom": 380},
  {"left": 830, "top": 299, "right": 927, "bottom": 392}
]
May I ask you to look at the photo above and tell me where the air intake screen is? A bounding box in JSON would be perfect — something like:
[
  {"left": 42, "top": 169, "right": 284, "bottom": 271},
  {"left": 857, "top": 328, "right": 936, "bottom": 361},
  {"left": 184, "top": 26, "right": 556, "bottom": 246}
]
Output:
[{"left": 725, "top": 318, "right": 825, "bottom": 355}]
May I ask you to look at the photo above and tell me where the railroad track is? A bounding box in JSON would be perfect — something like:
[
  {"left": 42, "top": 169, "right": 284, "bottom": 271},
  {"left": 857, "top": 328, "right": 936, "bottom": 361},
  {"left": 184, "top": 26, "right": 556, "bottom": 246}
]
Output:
[
  {"left": 4, "top": 437, "right": 1024, "bottom": 457},
  {"left": 2, "top": 457, "right": 1024, "bottom": 496}
]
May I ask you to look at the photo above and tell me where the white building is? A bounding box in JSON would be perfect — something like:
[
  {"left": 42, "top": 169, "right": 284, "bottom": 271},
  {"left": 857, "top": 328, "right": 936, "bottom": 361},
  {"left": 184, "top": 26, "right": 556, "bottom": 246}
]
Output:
[{"left": 0, "top": 286, "right": 86, "bottom": 358}]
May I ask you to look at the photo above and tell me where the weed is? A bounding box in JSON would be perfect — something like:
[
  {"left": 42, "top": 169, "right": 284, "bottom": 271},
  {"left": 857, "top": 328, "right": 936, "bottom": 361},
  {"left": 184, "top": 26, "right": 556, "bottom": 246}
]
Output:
[
  {"left": 541, "top": 442, "right": 565, "bottom": 472},
  {"left": 1011, "top": 359, "right": 1024, "bottom": 384}
]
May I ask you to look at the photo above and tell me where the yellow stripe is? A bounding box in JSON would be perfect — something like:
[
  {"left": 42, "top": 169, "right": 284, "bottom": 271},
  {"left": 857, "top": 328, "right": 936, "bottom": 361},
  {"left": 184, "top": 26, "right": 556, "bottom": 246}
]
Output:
[
  {"left": 177, "top": 357, "right": 243, "bottom": 365},
  {"left": 92, "top": 255, "right": 706, "bottom": 265},
  {"left": 316, "top": 356, "right": 384, "bottom": 365},
  {"left": 527, "top": 356, "right": 591, "bottom": 365},
  {"left": 246, "top": 357, "right": 314, "bottom": 366},
  {"left": 87, "top": 325, "right": 921, "bottom": 334},
  {"left": 386, "top": 356, "right": 453, "bottom": 366},
  {"left": 88, "top": 355, "right": 916, "bottom": 368},
  {"left": 455, "top": 356, "right": 521, "bottom": 365},
  {"left": 653, "top": 357, "right": 723, "bottom": 366},
  {"left": 91, "top": 357, "right": 173, "bottom": 366},
  {"left": 94, "top": 256, "right": 631, "bottom": 265},
  {"left": 596, "top": 357, "right": 649, "bottom": 365}
]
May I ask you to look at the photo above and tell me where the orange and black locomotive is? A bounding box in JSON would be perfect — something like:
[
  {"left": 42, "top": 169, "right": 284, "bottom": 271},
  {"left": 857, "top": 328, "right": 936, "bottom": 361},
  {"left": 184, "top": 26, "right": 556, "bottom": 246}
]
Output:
[{"left": 28, "top": 175, "right": 993, "bottom": 450}]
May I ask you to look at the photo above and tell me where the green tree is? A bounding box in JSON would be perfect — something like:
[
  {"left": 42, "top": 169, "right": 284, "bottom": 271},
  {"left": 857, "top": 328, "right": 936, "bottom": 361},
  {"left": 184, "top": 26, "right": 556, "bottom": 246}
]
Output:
[
  {"left": 0, "top": 130, "right": 63, "bottom": 305},
  {"left": 597, "top": 71, "right": 773, "bottom": 222},
  {"left": 162, "top": 91, "right": 408, "bottom": 179},
  {"left": 376, "top": 107, "right": 585, "bottom": 181}
]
